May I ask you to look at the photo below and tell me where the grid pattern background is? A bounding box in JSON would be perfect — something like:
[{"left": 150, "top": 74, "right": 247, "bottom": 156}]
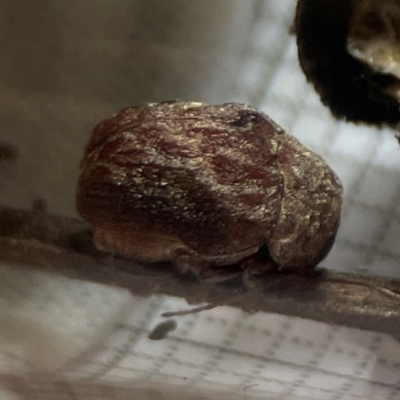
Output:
[
  {"left": 260, "top": 41, "right": 400, "bottom": 279},
  {"left": 1, "top": 1, "right": 400, "bottom": 399},
  {"left": 55, "top": 295, "right": 400, "bottom": 400}
]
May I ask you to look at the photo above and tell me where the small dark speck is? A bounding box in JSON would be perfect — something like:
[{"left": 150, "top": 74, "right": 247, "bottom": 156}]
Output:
[
  {"left": 0, "top": 142, "right": 18, "bottom": 163},
  {"left": 231, "top": 111, "right": 262, "bottom": 127},
  {"left": 359, "top": 361, "right": 368, "bottom": 369},
  {"left": 292, "top": 336, "right": 300, "bottom": 344},
  {"left": 32, "top": 197, "right": 47, "bottom": 213},
  {"left": 148, "top": 319, "right": 177, "bottom": 340},
  {"left": 160, "top": 99, "right": 181, "bottom": 105}
]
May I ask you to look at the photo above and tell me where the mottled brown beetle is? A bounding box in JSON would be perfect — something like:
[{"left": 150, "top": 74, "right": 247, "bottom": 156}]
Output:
[
  {"left": 76, "top": 101, "right": 342, "bottom": 280},
  {"left": 296, "top": 0, "right": 400, "bottom": 127}
]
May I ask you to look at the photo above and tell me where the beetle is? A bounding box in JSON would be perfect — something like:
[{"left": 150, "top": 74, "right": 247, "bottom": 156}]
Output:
[{"left": 76, "top": 101, "right": 342, "bottom": 281}]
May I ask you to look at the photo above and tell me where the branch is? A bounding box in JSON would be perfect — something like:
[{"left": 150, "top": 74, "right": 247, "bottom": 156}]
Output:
[{"left": 1, "top": 206, "right": 400, "bottom": 338}]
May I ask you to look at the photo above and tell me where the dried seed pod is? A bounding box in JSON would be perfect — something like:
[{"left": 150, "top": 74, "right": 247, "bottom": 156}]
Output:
[
  {"left": 295, "top": 0, "right": 400, "bottom": 126},
  {"left": 76, "top": 101, "right": 342, "bottom": 278}
]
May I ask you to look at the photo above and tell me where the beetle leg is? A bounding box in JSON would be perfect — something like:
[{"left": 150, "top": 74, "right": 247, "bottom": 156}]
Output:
[
  {"left": 240, "top": 254, "right": 279, "bottom": 288},
  {"left": 172, "top": 249, "right": 241, "bottom": 283}
]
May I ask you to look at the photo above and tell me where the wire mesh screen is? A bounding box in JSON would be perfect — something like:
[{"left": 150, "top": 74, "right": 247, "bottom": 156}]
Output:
[{"left": 0, "top": 1, "right": 400, "bottom": 399}]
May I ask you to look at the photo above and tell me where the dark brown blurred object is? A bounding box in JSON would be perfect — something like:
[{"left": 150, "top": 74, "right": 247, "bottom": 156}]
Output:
[
  {"left": 0, "top": 142, "right": 18, "bottom": 163},
  {"left": 295, "top": 0, "right": 400, "bottom": 127}
]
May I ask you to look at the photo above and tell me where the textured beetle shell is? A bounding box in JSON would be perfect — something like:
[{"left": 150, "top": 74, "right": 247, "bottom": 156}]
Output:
[{"left": 76, "top": 101, "right": 342, "bottom": 272}]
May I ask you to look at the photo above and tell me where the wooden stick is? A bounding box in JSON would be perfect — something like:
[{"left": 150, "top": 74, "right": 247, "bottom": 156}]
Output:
[{"left": 0, "top": 206, "right": 400, "bottom": 338}]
